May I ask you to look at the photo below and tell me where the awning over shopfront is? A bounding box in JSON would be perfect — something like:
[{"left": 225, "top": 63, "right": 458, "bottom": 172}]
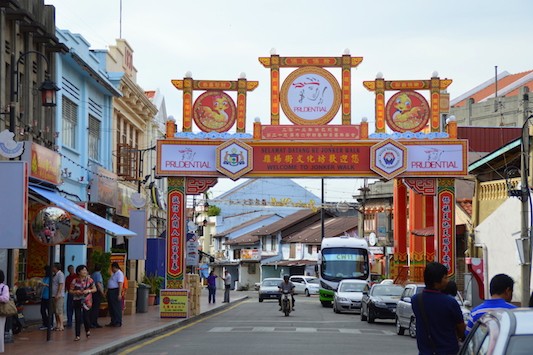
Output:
[{"left": 29, "top": 185, "right": 136, "bottom": 237}]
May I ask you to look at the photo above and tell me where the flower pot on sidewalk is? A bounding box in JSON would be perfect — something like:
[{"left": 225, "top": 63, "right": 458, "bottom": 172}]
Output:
[{"left": 148, "top": 293, "right": 156, "bottom": 306}]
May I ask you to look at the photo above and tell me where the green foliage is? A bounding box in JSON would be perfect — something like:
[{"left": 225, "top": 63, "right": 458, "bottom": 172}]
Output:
[
  {"left": 207, "top": 205, "right": 221, "bottom": 216},
  {"left": 91, "top": 250, "right": 111, "bottom": 286},
  {"left": 143, "top": 273, "right": 164, "bottom": 295}
]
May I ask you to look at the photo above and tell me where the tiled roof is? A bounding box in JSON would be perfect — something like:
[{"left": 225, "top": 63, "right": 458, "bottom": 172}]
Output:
[
  {"left": 213, "top": 214, "right": 277, "bottom": 237},
  {"left": 253, "top": 209, "right": 318, "bottom": 236},
  {"left": 452, "top": 70, "right": 533, "bottom": 107},
  {"left": 283, "top": 216, "right": 358, "bottom": 244},
  {"left": 457, "top": 199, "right": 472, "bottom": 217},
  {"left": 225, "top": 233, "right": 259, "bottom": 246},
  {"left": 412, "top": 227, "right": 434, "bottom": 237}
]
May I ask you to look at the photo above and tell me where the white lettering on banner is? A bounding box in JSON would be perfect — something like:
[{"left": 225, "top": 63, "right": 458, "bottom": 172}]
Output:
[
  {"left": 160, "top": 144, "right": 217, "bottom": 172},
  {"left": 165, "top": 161, "right": 211, "bottom": 168},
  {"left": 293, "top": 106, "right": 328, "bottom": 113},
  {"left": 407, "top": 145, "right": 464, "bottom": 172}
]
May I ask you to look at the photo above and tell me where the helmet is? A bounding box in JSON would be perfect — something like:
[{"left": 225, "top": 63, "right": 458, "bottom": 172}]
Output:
[{"left": 283, "top": 274, "right": 290, "bottom": 281}]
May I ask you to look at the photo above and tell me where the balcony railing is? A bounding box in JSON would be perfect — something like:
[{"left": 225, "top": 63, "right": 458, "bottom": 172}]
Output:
[{"left": 478, "top": 178, "right": 519, "bottom": 201}]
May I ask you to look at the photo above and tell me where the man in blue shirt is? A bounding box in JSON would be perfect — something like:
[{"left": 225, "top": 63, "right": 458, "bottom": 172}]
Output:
[
  {"left": 465, "top": 273, "right": 516, "bottom": 335},
  {"left": 90, "top": 264, "right": 105, "bottom": 328},
  {"left": 412, "top": 262, "right": 465, "bottom": 355}
]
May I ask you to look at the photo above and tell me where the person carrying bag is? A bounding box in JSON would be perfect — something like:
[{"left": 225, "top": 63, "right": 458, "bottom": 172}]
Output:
[{"left": 0, "top": 270, "right": 15, "bottom": 352}]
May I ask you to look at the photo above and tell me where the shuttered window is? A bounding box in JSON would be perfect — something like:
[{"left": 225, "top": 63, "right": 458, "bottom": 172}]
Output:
[
  {"left": 62, "top": 97, "right": 77, "bottom": 148},
  {"left": 88, "top": 115, "right": 101, "bottom": 161}
]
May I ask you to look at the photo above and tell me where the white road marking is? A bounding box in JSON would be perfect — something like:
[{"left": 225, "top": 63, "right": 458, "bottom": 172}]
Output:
[{"left": 208, "top": 327, "right": 395, "bottom": 335}]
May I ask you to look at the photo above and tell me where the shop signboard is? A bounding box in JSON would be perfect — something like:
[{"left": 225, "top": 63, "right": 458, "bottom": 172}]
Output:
[
  {"left": 160, "top": 289, "right": 188, "bottom": 318},
  {"left": 0, "top": 161, "right": 28, "bottom": 248}
]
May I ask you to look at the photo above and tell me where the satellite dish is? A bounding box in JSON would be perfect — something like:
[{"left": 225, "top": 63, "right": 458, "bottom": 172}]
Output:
[
  {"left": 130, "top": 192, "right": 146, "bottom": 208},
  {"left": 368, "top": 232, "right": 377, "bottom": 246}
]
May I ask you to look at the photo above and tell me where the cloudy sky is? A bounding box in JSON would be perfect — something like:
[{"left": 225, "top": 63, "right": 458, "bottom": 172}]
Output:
[{"left": 45, "top": 0, "right": 533, "bottom": 201}]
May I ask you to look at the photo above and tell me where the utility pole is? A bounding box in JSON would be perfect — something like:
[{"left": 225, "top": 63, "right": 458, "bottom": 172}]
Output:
[{"left": 520, "top": 112, "right": 533, "bottom": 306}]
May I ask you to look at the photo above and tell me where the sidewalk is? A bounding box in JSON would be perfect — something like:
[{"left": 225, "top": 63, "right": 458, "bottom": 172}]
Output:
[{"left": 5, "top": 289, "right": 251, "bottom": 355}]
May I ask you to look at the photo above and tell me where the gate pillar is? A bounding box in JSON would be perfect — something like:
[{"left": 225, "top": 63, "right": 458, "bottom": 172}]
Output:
[{"left": 393, "top": 179, "right": 408, "bottom": 278}]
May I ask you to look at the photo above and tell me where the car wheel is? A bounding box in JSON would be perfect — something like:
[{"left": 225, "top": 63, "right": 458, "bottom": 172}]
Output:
[
  {"left": 360, "top": 306, "right": 367, "bottom": 321},
  {"left": 259, "top": 297, "right": 263, "bottom": 302},
  {"left": 367, "top": 307, "right": 375, "bottom": 323},
  {"left": 305, "top": 289, "right": 310, "bottom": 297},
  {"left": 320, "top": 300, "right": 331, "bottom": 307},
  {"left": 396, "top": 317, "right": 405, "bottom": 335},
  {"left": 409, "top": 317, "right": 417, "bottom": 338},
  {"left": 333, "top": 302, "right": 341, "bottom": 314}
]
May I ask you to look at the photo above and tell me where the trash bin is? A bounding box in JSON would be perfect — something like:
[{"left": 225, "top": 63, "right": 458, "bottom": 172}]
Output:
[{"left": 136, "top": 283, "right": 150, "bottom": 313}]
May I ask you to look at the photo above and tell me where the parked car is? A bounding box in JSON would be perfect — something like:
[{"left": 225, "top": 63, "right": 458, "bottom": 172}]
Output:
[
  {"left": 396, "top": 284, "right": 471, "bottom": 339},
  {"left": 289, "top": 275, "right": 319, "bottom": 297},
  {"left": 333, "top": 279, "right": 369, "bottom": 314},
  {"left": 258, "top": 278, "right": 283, "bottom": 302},
  {"left": 395, "top": 284, "right": 425, "bottom": 338},
  {"left": 459, "top": 308, "right": 533, "bottom": 355},
  {"left": 360, "top": 283, "right": 404, "bottom": 323}
]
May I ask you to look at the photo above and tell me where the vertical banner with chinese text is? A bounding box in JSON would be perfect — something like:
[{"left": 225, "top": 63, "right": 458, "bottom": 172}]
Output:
[
  {"left": 437, "top": 178, "right": 455, "bottom": 278},
  {"left": 166, "top": 177, "right": 186, "bottom": 289}
]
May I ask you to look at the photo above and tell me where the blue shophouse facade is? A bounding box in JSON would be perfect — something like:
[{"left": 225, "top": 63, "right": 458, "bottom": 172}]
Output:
[{"left": 54, "top": 29, "right": 122, "bottom": 266}]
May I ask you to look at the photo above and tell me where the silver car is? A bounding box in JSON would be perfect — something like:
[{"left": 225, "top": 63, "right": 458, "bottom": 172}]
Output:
[
  {"left": 258, "top": 278, "right": 283, "bottom": 302},
  {"left": 333, "top": 279, "right": 369, "bottom": 314},
  {"left": 395, "top": 284, "right": 425, "bottom": 338},
  {"left": 459, "top": 308, "right": 533, "bottom": 355},
  {"left": 289, "top": 275, "right": 319, "bottom": 297}
]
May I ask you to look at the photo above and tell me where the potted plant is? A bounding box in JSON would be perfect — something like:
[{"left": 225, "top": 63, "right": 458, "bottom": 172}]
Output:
[{"left": 143, "top": 273, "right": 163, "bottom": 306}]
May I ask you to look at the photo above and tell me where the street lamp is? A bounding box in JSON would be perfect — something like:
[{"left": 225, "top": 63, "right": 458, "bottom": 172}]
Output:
[
  {"left": 357, "top": 180, "right": 370, "bottom": 239},
  {"left": 9, "top": 51, "right": 59, "bottom": 134}
]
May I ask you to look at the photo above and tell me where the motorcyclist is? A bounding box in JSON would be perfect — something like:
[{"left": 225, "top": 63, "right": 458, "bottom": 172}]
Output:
[{"left": 278, "top": 275, "right": 295, "bottom": 311}]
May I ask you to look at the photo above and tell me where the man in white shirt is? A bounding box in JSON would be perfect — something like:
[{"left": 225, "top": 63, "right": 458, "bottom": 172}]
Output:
[
  {"left": 106, "top": 262, "right": 124, "bottom": 327},
  {"left": 222, "top": 271, "right": 232, "bottom": 303},
  {"left": 51, "top": 262, "right": 65, "bottom": 331}
]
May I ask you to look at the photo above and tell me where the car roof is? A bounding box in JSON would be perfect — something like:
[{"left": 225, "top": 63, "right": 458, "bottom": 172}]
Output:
[
  {"left": 339, "top": 279, "right": 368, "bottom": 284},
  {"left": 480, "top": 308, "right": 533, "bottom": 336},
  {"left": 263, "top": 278, "right": 283, "bottom": 281},
  {"left": 290, "top": 275, "right": 316, "bottom": 279}
]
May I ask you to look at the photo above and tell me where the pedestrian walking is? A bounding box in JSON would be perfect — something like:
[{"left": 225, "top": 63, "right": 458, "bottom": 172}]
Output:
[
  {"left": 39, "top": 265, "right": 52, "bottom": 330},
  {"left": 51, "top": 262, "right": 65, "bottom": 331},
  {"left": 69, "top": 265, "right": 96, "bottom": 341},
  {"left": 207, "top": 271, "right": 217, "bottom": 303},
  {"left": 106, "top": 262, "right": 124, "bottom": 327},
  {"left": 0, "top": 270, "right": 10, "bottom": 353},
  {"left": 465, "top": 274, "right": 516, "bottom": 336},
  {"left": 90, "top": 264, "right": 105, "bottom": 328},
  {"left": 411, "top": 262, "right": 465, "bottom": 355},
  {"left": 65, "top": 264, "right": 77, "bottom": 328},
  {"left": 222, "top": 270, "right": 231, "bottom": 303}
]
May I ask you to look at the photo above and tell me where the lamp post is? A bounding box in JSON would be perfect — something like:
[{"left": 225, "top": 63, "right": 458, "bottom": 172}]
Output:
[
  {"left": 8, "top": 50, "right": 59, "bottom": 135},
  {"left": 357, "top": 179, "right": 370, "bottom": 239}
]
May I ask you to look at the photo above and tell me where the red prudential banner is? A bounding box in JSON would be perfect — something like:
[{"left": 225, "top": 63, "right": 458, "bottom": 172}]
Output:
[
  {"left": 437, "top": 189, "right": 455, "bottom": 277},
  {"left": 167, "top": 190, "right": 185, "bottom": 287}
]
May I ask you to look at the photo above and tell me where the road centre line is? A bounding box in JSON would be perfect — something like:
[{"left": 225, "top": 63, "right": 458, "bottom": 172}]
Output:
[{"left": 117, "top": 302, "right": 242, "bottom": 355}]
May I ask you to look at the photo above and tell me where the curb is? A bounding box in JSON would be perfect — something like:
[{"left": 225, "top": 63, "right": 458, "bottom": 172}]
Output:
[{"left": 82, "top": 295, "right": 249, "bottom": 355}]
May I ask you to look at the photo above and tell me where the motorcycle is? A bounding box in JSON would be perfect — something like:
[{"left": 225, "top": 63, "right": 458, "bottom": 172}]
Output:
[
  {"left": 280, "top": 290, "right": 292, "bottom": 316},
  {"left": 11, "top": 287, "right": 29, "bottom": 334}
]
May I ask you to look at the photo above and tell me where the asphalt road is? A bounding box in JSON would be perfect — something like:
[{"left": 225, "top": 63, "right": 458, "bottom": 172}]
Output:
[{"left": 115, "top": 294, "right": 418, "bottom": 355}]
